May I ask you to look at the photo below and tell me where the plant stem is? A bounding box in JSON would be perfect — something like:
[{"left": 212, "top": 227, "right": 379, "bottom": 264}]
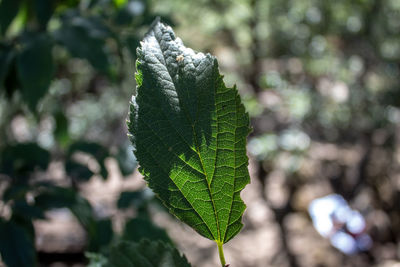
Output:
[{"left": 216, "top": 240, "right": 226, "bottom": 267}]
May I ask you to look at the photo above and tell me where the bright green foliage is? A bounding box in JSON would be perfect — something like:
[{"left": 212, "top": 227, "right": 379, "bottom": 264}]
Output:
[
  {"left": 127, "top": 20, "right": 251, "bottom": 244},
  {"left": 109, "top": 240, "right": 191, "bottom": 267}
]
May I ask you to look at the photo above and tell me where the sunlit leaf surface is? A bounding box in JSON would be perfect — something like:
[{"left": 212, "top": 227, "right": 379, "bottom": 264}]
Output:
[{"left": 128, "top": 20, "right": 251, "bottom": 244}]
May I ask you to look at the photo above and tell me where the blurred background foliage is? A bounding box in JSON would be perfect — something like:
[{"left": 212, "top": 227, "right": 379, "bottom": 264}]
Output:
[
  {"left": 0, "top": 0, "right": 171, "bottom": 266},
  {"left": 1, "top": 0, "right": 400, "bottom": 266}
]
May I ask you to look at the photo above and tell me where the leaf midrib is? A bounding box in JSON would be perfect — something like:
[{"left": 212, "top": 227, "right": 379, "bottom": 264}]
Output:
[
  {"left": 224, "top": 90, "right": 238, "bottom": 242},
  {"left": 137, "top": 128, "right": 214, "bottom": 237},
  {"left": 150, "top": 31, "right": 221, "bottom": 241}
]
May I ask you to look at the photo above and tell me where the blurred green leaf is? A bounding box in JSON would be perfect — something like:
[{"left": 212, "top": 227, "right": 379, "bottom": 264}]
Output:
[
  {"left": 67, "top": 194, "right": 113, "bottom": 251},
  {"left": 34, "top": 185, "right": 95, "bottom": 219},
  {"left": 122, "top": 217, "right": 171, "bottom": 244},
  {"left": 34, "top": 0, "right": 54, "bottom": 29},
  {"left": 9, "top": 214, "right": 35, "bottom": 242},
  {"left": 2, "top": 184, "right": 29, "bottom": 202},
  {"left": 0, "top": 44, "right": 15, "bottom": 90},
  {"left": 12, "top": 200, "right": 45, "bottom": 220},
  {"left": 0, "top": 143, "right": 50, "bottom": 179},
  {"left": 117, "top": 190, "right": 145, "bottom": 209},
  {"left": 115, "top": 145, "right": 137, "bottom": 176},
  {"left": 113, "top": 0, "right": 128, "bottom": 8},
  {"left": 16, "top": 33, "right": 55, "bottom": 110},
  {"left": 54, "top": 111, "right": 70, "bottom": 147},
  {"left": 123, "top": 35, "right": 140, "bottom": 58},
  {"left": 35, "top": 186, "right": 112, "bottom": 251},
  {"left": 55, "top": 10, "right": 112, "bottom": 73},
  {"left": 66, "top": 160, "right": 94, "bottom": 181},
  {"left": 68, "top": 141, "right": 109, "bottom": 179},
  {"left": 114, "top": 0, "right": 146, "bottom": 25},
  {"left": 3, "top": 54, "right": 19, "bottom": 99},
  {"left": 0, "top": 219, "right": 36, "bottom": 267},
  {"left": 35, "top": 186, "right": 78, "bottom": 210},
  {"left": 0, "top": 0, "right": 22, "bottom": 35},
  {"left": 142, "top": 14, "right": 175, "bottom": 28},
  {"left": 64, "top": 191, "right": 94, "bottom": 227},
  {"left": 110, "top": 240, "right": 191, "bottom": 267},
  {"left": 87, "top": 218, "right": 113, "bottom": 252}
]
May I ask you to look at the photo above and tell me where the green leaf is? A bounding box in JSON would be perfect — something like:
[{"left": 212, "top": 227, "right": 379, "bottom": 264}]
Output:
[
  {"left": 0, "top": 143, "right": 50, "bottom": 179},
  {"left": 86, "top": 218, "right": 113, "bottom": 252},
  {"left": 123, "top": 35, "right": 140, "bottom": 58},
  {"left": 0, "top": 0, "right": 21, "bottom": 35},
  {"left": 117, "top": 190, "right": 145, "bottom": 209},
  {"left": 35, "top": 186, "right": 77, "bottom": 210},
  {"left": 36, "top": 186, "right": 95, "bottom": 229},
  {"left": 109, "top": 240, "right": 191, "bottom": 267},
  {"left": 68, "top": 141, "right": 109, "bottom": 179},
  {"left": 113, "top": 0, "right": 128, "bottom": 9},
  {"left": 0, "top": 219, "right": 36, "bottom": 267},
  {"left": 115, "top": 144, "right": 137, "bottom": 176},
  {"left": 0, "top": 44, "right": 15, "bottom": 90},
  {"left": 54, "top": 11, "right": 111, "bottom": 73},
  {"left": 16, "top": 33, "right": 54, "bottom": 110},
  {"left": 54, "top": 111, "right": 70, "bottom": 147},
  {"left": 2, "top": 184, "right": 29, "bottom": 202},
  {"left": 2, "top": 52, "right": 18, "bottom": 99},
  {"left": 65, "top": 160, "right": 94, "bottom": 181},
  {"left": 127, "top": 20, "right": 251, "bottom": 244},
  {"left": 12, "top": 200, "right": 45, "bottom": 220},
  {"left": 34, "top": 0, "right": 54, "bottom": 29},
  {"left": 122, "top": 217, "right": 171, "bottom": 244},
  {"left": 35, "top": 186, "right": 113, "bottom": 251},
  {"left": 114, "top": 0, "right": 146, "bottom": 26}
]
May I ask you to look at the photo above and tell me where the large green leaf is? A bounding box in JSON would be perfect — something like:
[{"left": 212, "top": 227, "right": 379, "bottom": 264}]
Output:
[
  {"left": 127, "top": 20, "right": 251, "bottom": 244},
  {"left": 109, "top": 240, "right": 191, "bottom": 267}
]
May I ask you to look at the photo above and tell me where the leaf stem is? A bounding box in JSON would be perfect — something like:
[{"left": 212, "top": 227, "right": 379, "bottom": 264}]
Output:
[{"left": 216, "top": 240, "right": 226, "bottom": 267}]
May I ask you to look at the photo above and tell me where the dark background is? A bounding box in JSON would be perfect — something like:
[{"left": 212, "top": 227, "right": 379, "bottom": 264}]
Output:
[{"left": 0, "top": 0, "right": 400, "bottom": 266}]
